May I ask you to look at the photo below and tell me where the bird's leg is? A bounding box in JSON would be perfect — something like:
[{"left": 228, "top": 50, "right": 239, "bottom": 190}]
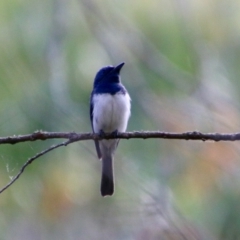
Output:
[
  {"left": 99, "top": 129, "right": 106, "bottom": 138},
  {"left": 111, "top": 130, "right": 119, "bottom": 137},
  {"left": 99, "top": 129, "right": 119, "bottom": 139}
]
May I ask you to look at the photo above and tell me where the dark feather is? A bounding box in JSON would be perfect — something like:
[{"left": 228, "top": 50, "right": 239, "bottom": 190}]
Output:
[{"left": 90, "top": 92, "right": 102, "bottom": 159}]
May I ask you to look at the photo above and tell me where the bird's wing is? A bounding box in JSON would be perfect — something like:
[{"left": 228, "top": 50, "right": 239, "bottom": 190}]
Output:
[{"left": 90, "top": 92, "right": 102, "bottom": 159}]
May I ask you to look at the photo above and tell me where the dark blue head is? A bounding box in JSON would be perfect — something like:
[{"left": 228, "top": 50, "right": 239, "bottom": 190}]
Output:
[{"left": 93, "top": 62, "right": 125, "bottom": 88}]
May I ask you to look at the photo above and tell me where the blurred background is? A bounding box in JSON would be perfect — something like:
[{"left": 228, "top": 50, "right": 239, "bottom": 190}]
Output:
[{"left": 0, "top": 0, "right": 240, "bottom": 239}]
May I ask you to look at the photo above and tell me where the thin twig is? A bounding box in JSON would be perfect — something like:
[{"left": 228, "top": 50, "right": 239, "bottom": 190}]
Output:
[{"left": 0, "top": 139, "right": 72, "bottom": 194}]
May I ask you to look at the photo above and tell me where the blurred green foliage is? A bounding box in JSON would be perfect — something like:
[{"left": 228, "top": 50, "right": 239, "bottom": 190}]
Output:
[{"left": 1, "top": 0, "right": 240, "bottom": 239}]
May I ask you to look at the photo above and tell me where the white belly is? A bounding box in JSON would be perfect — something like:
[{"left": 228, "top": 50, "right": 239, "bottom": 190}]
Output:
[{"left": 92, "top": 93, "right": 131, "bottom": 134}]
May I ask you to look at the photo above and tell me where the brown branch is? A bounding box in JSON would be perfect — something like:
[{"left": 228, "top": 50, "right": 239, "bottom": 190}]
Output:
[
  {"left": 0, "top": 130, "right": 240, "bottom": 194},
  {"left": 1, "top": 130, "right": 240, "bottom": 144}
]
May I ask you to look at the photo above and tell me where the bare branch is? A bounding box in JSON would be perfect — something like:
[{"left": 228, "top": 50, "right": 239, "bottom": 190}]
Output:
[
  {"left": 1, "top": 130, "right": 240, "bottom": 145},
  {"left": 0, "top": 130, "right": 239, "bottom": 194},
  {"left": 0, "top": 138, "right": 72, "bottom": 194}
]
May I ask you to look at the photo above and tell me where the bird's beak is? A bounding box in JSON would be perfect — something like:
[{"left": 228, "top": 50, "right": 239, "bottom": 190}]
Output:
[{"left": 113, "top": 62, "right": 125, "bottom": 74}]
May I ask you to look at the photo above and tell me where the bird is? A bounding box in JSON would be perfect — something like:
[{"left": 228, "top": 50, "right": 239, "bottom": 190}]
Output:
[{"left": 90, "top": 62, "right": 131, "bottom": 196}]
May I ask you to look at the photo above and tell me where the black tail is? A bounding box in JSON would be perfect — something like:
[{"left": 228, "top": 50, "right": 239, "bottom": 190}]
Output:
[{"left": 101, "top": 154, "right": 114, "bottom": 196}]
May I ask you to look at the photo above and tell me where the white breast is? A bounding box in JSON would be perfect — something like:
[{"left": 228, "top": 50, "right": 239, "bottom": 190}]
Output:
[{"left": 92, "top": 93, "right": 131, "bottom": 134}]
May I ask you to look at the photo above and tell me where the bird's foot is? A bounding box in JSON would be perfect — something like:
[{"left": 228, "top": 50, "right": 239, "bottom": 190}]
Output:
[
  {"left": 99, "top": 129, "right": 119, "bottom": 139},
  {"left": 111, "top": 130, "right": 119, "bottom": 138},
  {"left": 99, "top": 129, "right": 106, "bottom": 138}
]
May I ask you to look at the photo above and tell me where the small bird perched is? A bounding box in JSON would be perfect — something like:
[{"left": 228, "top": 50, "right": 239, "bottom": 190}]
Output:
[{"left": 90, "top": 62, "right": 131, "bottom": 196}]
